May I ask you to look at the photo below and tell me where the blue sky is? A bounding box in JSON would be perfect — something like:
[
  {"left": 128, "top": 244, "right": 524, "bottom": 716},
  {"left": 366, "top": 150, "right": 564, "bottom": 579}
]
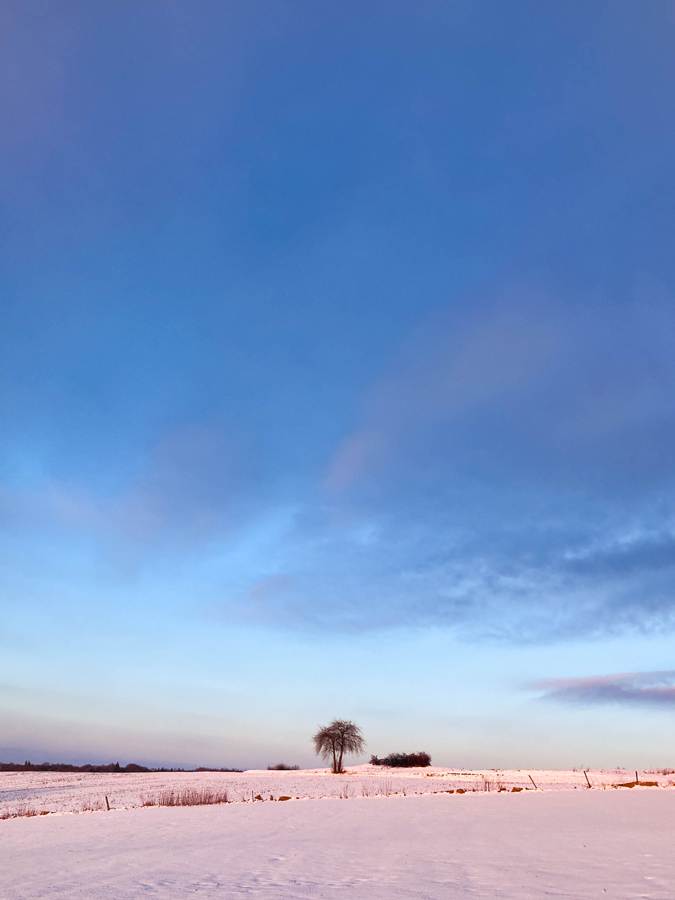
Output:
[{"left": 3, "top": 0, "right": 675, "bottom": 768}]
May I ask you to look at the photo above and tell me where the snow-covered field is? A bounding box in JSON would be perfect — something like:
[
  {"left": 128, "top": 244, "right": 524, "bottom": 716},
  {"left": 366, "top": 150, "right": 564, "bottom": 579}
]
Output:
[
  {"left": 5, "top": 765, "right": 675, "bottom": 818},
  {"left": 2, "top": 764, "right": 673, "bottom": 816},
  {"left": 3, "top": 787, "right": 674, "bottom": 898}
]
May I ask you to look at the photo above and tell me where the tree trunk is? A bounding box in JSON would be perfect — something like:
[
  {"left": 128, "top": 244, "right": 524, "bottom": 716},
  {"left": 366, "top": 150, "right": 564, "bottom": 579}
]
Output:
[{"left": 337, "top": 743, "right": 344, "bottom": 774}]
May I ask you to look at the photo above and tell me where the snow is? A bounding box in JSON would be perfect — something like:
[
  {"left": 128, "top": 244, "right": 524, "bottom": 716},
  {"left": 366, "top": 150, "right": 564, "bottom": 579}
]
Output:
[
  {"left": 3, "top": 788, "right": 675, "bottom": 898},
  {"left": 2, "top": 765, "right": 673, "bottom": 816}
]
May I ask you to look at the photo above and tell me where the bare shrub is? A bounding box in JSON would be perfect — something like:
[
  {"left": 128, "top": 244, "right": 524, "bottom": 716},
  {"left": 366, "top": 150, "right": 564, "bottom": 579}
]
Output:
[
  {"left": 267, "top": 763, "right": 300, "bottom": 770},
  {"left": 370, "top": 752, "right": 431, "bottom": 767}
]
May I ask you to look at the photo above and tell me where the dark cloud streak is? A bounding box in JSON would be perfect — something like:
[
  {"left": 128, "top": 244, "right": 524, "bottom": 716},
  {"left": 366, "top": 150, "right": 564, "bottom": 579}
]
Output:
[{"left": 534, "top": 672, "right": 675, "bottom": 707}]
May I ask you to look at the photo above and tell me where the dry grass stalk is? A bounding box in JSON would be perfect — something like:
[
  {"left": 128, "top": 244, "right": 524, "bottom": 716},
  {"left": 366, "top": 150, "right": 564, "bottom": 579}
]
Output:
[
  {"left": 1, "top": 805, "right": 41, "bottom": 819},
  {"left": 142, "top": 789, "right": 229, "bottom": 808}
]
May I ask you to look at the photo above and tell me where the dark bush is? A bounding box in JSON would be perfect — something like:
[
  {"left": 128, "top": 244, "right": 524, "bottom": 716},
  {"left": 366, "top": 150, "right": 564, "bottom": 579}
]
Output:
[
  {"left": 267, "top": 763, "right": 300, "bottom": 770},
  {"left": 370, "top": 751, "right": 431, "bottom": 767}
]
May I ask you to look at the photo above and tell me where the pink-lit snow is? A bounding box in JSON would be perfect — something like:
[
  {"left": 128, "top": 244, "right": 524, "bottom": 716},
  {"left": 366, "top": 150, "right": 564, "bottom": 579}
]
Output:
[{"left": 2, "top": 768, "right": 674, "bottom": 898}]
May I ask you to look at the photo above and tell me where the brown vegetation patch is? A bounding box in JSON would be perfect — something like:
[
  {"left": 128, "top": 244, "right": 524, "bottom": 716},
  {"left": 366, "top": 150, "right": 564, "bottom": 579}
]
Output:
[{"left": 616, "top": 781, "right": 659, "bottom": 789}]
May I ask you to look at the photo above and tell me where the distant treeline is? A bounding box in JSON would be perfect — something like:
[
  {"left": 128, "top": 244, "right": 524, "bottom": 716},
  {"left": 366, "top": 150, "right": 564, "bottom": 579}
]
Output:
[
  {"left": 370, "top": 752, "right": 432, "bottom": 768},
  {"left": 0, "top": 761, "right": 243, "bottom": 773}
]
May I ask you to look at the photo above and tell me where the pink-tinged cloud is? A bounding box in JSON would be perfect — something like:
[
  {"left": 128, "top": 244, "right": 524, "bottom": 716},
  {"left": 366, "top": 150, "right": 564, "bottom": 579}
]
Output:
[
  {"left": 244, "top": 574, "right": 295, "bottom": 603},
  {"left": 323, "top": 429, "right": 386, "bottom": 490},
  {"left": 323, "top": 295, "right": 560, "bottom": 489},
  {"left": 324, "top": 290, "right": 675, "bottom": 492},
  {"left": 533, "top": 671, "right": 675, "bottom": 706}
]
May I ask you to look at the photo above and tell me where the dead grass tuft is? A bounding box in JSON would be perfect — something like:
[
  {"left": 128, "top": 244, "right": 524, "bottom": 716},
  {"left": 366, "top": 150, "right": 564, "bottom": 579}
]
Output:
[
  {"left": 1, "top": 805, "right": 40, "bottom": 819},
  {"left": 80, "top": 799, "right": 105, "bottom": 812},
  {"left": 142, "top": 789, "right": 229, "bottom": 808}
]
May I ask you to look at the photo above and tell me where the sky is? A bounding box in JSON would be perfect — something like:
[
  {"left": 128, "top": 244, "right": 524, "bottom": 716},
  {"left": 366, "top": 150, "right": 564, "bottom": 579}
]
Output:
[{"left": 2, "top": 0, "right": 675, "bottom": 769}]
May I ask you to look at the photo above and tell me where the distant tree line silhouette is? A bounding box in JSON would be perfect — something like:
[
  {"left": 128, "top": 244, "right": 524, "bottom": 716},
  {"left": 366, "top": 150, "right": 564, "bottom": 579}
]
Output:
[{"left": 0, "top": 761, "right": 242, "bottom": 773}]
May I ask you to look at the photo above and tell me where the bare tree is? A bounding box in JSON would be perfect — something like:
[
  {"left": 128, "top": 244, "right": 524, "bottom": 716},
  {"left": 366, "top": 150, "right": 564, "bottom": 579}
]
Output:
[{"left": 313, "top": 719, "right": 366, "bottom": 773}]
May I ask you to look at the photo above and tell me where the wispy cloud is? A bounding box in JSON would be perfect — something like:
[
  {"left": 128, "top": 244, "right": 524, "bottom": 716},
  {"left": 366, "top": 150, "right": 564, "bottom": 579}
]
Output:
[
  {"left": 534, "top": 671, "right": 675, "bottom": 706},
  {"left": 325, "top": 294, "right": 561, "bottom": 490},
  {"left": 564, "top": 534, "right": 675, "bottom": 576},
  {"left": 7, "top": 291, "right": 675, "bottom": 643},
  {"left": 325, "top": 291, "right": 675, "bottom": 494},
  {"left": 0, "top": 425, "right": 250, "bottom": 547},
  {"left": 306, "top": 290, "right": 675, "bottom": 640}
]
